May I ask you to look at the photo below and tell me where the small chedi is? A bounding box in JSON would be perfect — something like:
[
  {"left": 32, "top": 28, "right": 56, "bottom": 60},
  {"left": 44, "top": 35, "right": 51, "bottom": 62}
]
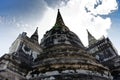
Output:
[{"left": 0, "top": 10, "right": 120, "bottom": 80}]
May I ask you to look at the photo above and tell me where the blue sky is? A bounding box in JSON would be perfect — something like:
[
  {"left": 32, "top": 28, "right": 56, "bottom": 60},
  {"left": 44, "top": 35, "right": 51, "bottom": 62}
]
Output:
[
  {"left": 0, "top": 0, "right": 120, "bottom": 56},
  {"left": 108, "top": 0, "right": 120, "bottom": 53}
]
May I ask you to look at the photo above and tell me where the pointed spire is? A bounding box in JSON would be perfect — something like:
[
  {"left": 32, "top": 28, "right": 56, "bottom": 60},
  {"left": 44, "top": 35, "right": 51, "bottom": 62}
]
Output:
[
  {"left": 53, "top": 9, "right": 69, "bottom": 31},
  {"left": 55, "top": 9, "right": 65, "bottom": 26},
  {"left": 87, "top": 29, "right": 97, "bottom": 46},
  {"left": 30, "top": 27, "right": 39, "bottom": 42}
]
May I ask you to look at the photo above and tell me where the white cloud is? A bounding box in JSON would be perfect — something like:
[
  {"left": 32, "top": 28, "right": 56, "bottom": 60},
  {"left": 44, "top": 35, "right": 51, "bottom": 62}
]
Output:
[
  {"left": 119, "top": 50, "right": 120, "bottom": 54},
  {"left": 81, "top": 0, "right": 118, "bottom": 15},
  {"left": 64, "top": 0, "right": 117, "bottom": 46},
  {"left": 0, "top": 16, "right": 4, "bottom": 24},
  {"left": 35, "top": 0, "right": 117, "bottom": 46},
  {"left": 0, "top": 16, "right": 2, "bottom": 23},
  {"left": 0, "top": 16, "right": 16, "bottom": 25}
]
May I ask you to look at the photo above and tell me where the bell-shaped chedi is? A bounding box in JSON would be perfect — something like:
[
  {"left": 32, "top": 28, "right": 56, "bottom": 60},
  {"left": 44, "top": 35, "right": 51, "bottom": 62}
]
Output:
[{"left": 29, "top": 10, "right": 113, "bottom": 80}]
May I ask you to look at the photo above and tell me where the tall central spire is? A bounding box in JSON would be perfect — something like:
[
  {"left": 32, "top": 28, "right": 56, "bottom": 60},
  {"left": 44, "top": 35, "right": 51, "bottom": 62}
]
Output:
[
  {"left": 53, "top": 9, "right": 69, "bottom": 31},
  {"left": 55, "top": 9, "right": 65, "bottom": 26}
]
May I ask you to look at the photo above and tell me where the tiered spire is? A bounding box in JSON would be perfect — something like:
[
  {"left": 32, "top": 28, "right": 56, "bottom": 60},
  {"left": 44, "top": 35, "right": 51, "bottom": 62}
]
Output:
[
  {"left": 30, "top": 27, "right": 39, "bottom": 42},
  {"left": 87, "top": 29, "right": 97, "bottom": 46}
]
